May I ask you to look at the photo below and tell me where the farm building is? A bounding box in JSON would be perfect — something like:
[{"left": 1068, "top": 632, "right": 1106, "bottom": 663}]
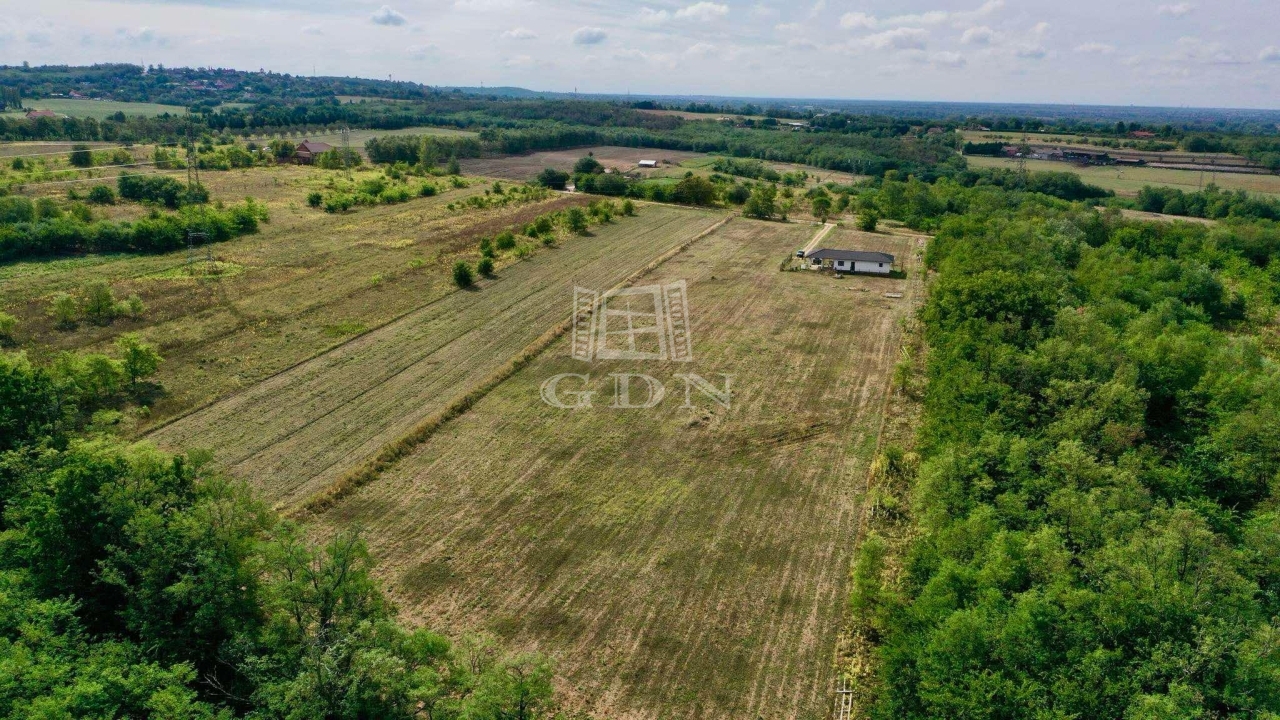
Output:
[
  {"left": 805, "top": 248, "right": 894, "bottom": 275},
  {"left": 638, "top": 159, "right": 658, "bottom": 168},
  {"left": 294, "top": 140, "right": 334, "bottom": 164},
  {"left": 25, "top": 109, "right": 59, "bottom": 119}
]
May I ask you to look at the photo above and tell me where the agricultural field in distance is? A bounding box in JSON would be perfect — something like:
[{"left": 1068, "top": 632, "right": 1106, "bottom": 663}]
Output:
[
  {"left": 3, "top": 98, "right": 187, "bottom": 119},
  {"left": 967, "top": 154, "right": 1280, "bottom": 198},
  {"left": 149, "top": 204, "right": 725, "bottom": 509},
  {"left": 0, "top": 164, "right": 587, "bottom": 430},
  {"left": 460, "top": 145, "right": 706, "bottom": 180},
  {"left": 309, "top": 218, "right": 926, "bottom": 719},
  {"left": 250, "top": 124, "right": 478, "bottom": 147}
]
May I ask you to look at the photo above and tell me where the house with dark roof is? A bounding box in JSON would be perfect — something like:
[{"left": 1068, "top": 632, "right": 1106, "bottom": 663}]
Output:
[
  {"left": 25, "top": 109, "right": 59, "bottom": 120},
  {"left": 805, "top": 248, "right": 894, "bottom": 275},
  {"left": 294, "top": 140, "right": 333, "bottom": 164}
]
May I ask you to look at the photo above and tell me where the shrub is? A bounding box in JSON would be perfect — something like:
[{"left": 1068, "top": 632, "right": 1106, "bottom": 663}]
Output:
[
  {"left": 573, "top": 156, "right": 603, "bottom": 174},
  {"left": 69, "top": 144, "right": 93, "bottom": 168},
  {"left": 50, "top": 293, "right": 77, "bottom": 328},
  {"left": 565, "top": 207, "right": 589, "bottom": 234},
  {"left": 82, "top": 282, "right": 117, "bottom": 324},
  {"left": 621, "top": 199, "right": 636, "bottom": 216},
  {"left": 123, "top": 295, "right": 145, "bottom": 319},
  {"left": 306, "top": 191, "right": 323, "bottom": 208},
  {"left": 116, "top": 333, "right": 161, "bottom": 386},
  {"left": 87, "top": 185, "right": 116, "bottom": 205},
  {"left": 452, "top": 260, "right": 473, "bottom": 288},
  {"left": 495, "top": 231, "right": 517, "bottom": 251},
  {"left": 536, "top": 167, "right": 569, "bottom": 190},
  {"left": 857, "top": 210, "right": 879, "bottom": 232},
  {"left": 419, "top": 183, "right": 437, "bottom": 197},
  {"left": 0, "top": 311, "right": 16, "bottom": 342},
  {"left": 477, "top": 257, "right": 494, "bottom": 277}
]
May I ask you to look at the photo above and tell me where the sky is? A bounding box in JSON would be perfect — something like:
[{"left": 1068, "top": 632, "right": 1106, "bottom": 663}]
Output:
[{"left": 2, "top": 0, "right": 1278, "bottom": 108}]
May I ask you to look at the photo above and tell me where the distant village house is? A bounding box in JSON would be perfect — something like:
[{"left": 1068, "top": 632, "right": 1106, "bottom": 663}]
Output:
[
  {"left": 294, "top": 140, "right": 334, "bottom": 164},
  {"left": 637, "top": 159, "right": 658, "bottom": 168}
]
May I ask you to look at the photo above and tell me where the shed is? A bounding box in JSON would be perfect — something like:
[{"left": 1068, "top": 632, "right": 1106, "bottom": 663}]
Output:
[
  {"left": 805, "top": 248, "right": 894, "bottom": 275},
  {"left": 638, "top": 159, "right": 658, "bottom": 168},
  {"left": 294, "top": 140, "right": 334, "bottom": 164}
]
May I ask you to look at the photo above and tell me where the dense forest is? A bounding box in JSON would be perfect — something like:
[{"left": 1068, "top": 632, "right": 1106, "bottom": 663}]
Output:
[{"left": 845, "top": 181, "right": 1280, "bottom": 717}]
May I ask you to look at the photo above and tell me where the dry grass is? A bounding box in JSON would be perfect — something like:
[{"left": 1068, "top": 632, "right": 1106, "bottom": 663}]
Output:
[
  {"left": 1, "top": 165, "right": 586, "bottom": 428},
  {"left": 147, "top": 204, "right": 726, "bottom": 509},
  {"left": 460, "top": 146, "right": 707, "bottom": 181},
  {"left": 307, "top": 219, "right": 927, "bottom": 720},
  {"left": 966, "top": 154, "right": 1280, "bottom": 198}
]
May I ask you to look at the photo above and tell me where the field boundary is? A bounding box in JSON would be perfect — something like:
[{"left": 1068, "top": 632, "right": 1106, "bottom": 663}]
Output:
[{"left": 289, "top": 213, "right": 733, "bottom": 519}]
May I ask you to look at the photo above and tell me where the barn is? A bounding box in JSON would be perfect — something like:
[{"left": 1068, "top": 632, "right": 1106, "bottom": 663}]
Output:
[
  {"left": 805, "top": 248, "right": 894, "bottom": 275},
  {"left": 638, "top": 160, "right": 658, "bottom": 168},
  {"left": 294, "top": 140, "right": 334, "bottom": 164}
]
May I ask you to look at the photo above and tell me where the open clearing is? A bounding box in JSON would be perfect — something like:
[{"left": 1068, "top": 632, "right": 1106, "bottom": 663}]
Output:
[
  {"left": 0, "top": 165, "right": 588, "bottom": 429},
  {"left": 309, "top": 218, "right": 925, "bottom": 719},
  {"left": 460, "top": 146, "right": 706, "bottom": 181},
  {"left": 4, "top": 98, "right": 187, "bottom": 119},
  {"left": 149, "top": 205, "right": 724, "bottom": 509},
  {"left": 966, "top": 154, "right": 1280, "bottom": 198}
]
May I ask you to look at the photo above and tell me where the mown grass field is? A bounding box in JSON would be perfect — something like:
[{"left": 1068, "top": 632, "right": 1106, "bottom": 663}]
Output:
[
  {"left": 4, "top": 98, "right": 187, "bottom": 119},
  {"left": 308, "top": 218, "right": 926, "bottom": 719},
  {"left": 0, "top": 164, "right": 587, "bottom": 430},
  {"left": 460, "top": 146, "right": 706, "bottom": 181},
  {"left": 966, "top": 154, "right": 1280, "bottom": 198},
  {"left": 148, "top": 204, "right": 726, "bottom": 508}
]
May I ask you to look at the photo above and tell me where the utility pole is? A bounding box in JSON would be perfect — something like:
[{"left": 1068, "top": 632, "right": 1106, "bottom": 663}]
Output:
[{"left": 341, "top": 125, "right": 351, "bottom": 177}]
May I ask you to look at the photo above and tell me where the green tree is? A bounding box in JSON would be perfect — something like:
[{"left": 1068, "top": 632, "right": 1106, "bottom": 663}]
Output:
[
  {"left": 87, "top": 184, "right": 116, "bottom": 205},
  {"left": 621, "top": 199, "right": 636, "bottom": 216},
  {"left": 68, "top": 144, "right": 94, "bottom": 168},
  {"left": 0, "top": 311, "right": 15, "bottom": 344},
  {"left": 573, "top": 155, "right": 604, "bottom": 174},
  {"left": 536, "top": 167, "right": 569, "bottom": 190},
  {"left": 743, "top": 184, "right": 778, "bottom": 219},
  {"left": 50, "top": 292, "right": 77, "bottom": 329},
  {"left": 674, "top": 175, "right": 718, "bottom": 206},
  {"left": 857, "top": 210, "right": 879, "bottom": 232},
  {"left": 477, "top": 256, "right": 495, "bottom": 277},
  {"left": 81, "top": 282, "right": 117, "bottom": 325},
  {"left": 116, "top": 334, "right": 161, "bottom": 387},
  {"left": 452, "top": 260, "right": 474, "bottom": 288},
  {"left": 565, "top": 207, "right": 589, "bottom": 234},
  {"left": 447, "top": 154, "right": 461, "bottom": 175},
  {"left": 811, "top": 194, "right": 832, "bottom": 221}
]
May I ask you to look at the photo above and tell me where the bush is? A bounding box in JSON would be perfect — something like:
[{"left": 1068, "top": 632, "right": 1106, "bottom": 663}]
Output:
[
  {"left": 476, "top": 257, "right": 494, "bottom": 276},
  {"left": 69, "top": 144, "right": 93, "bottom": 168},
  {"left": 495, "top": 231, "right": 517, "bottom": 251},
  {"left": 0, "top": 311, "right": 16, "bottom": 342},
  {"left": 306, "top": 191, "right": 323, "bottom": 208},
  {"left": 87, "top": 185, "right": 116, "bottom": 205},
  {"left": 573, "top": 155, "right": 603, "bottom": 174},
  {"left": 621, "top": 199, "right": 636, "bottom": 216},
  {"left": 857, "top": 210, "right": 879, "bottom": 232},
  {"left": 452, "top": 260, "right": 473, "bottom": 288},
  {"left": 565, "top": 207, "right": 589, "bottom": 234},
  {"left": 50, "top": 293, "right": 77, "bottom": 328},
  {"left": 419, "top": 182, "right": 437, "bottom": 197},
  {"left": 81, "top": 282, "right": 117, "bottom": 325},
  {"left": 536, "top": 167, "right": 570, "bottom": 190},
  {"left": 116, "top": 333, "right": 161, "bottom": 386}
]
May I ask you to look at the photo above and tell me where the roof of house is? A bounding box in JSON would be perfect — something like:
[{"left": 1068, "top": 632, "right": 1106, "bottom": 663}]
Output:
[
  {"left": 807, "top": 248, "right": 895, "bottom": 264},
  {"left": 25, "top": 109, "right": 59, "bottom": 119},
  {"left": 296, "top": 141, "right": 333, "bottom": 154}
]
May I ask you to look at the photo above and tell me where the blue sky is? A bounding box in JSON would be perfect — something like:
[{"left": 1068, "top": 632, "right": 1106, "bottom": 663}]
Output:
[{"left": 4, "top": 0, "right": 1279, "bottom": 108}]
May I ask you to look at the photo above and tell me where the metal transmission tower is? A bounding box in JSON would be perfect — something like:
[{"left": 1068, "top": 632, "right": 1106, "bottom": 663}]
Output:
[
  {"left": 185, "top": 116, "right": 200, "bottom": 191},
  {"left": 341, "top": 125, "right": 351, "bottom": 176}
]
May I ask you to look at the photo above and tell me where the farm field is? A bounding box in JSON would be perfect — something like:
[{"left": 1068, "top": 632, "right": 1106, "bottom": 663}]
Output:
[
  {"left": 250, "top": 124, "right": 477, "bottom": 147},
  {"left": 966, "top": 154, "right": 1280, "bottom": 197},
  {"left": 0, "top": 164, "right": 587, "bottom": 427},
  {"left": 4, "top": 98, "right": 186, "bottom": 119},
  {"left": 149, "top": 204, "right": 725, "bottom": 509},
  {"left": 308, "top": 218, "right": 926, "bottom": 719},
  {"left": 460, "top": 145, "right": 706, "bottom": 180}
]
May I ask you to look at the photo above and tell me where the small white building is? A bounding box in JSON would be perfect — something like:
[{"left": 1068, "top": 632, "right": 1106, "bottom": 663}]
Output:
[
  {"left": 638, "top": 159, "right": 659, "bottom": 168},
  {"left": 804, "top": 248, "right": 894, "bottom": 275}
]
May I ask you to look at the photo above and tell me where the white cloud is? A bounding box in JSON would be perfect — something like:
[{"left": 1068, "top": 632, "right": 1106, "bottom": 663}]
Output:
[
  {"left": 1158, "top": 3, "right": 1194, "bottom": 16},
  {"left": 501, "top": 27, "right": 536, "bottom": 40},
  {"left": 775, "top": 22, "right": 803, "bottom": 33},
  {"left": 686, "top": 42, "right": 718, "bottom": 56},
  {"left": 1032, "top": 22, "right": 1050, "bottom": 35},
  {"left": 300, "top": 24, "right": 323, "bottom": 36},
  {"left": 859, "top": 27, "right": 929, "bottom": 51},
  {"left": 808, "top": 0, "right": 827, "bottom": 18},
  {"left": 674, "top": 2, "right": 729, "bottom": 22},
  {"left": 885, "top": 10, "right": 949, "bottom": 25},
  {"left": 839, "top": 12, "right": 877, "bottom": 29},
  {"left": 504, "top": 54, "right": 534, "bottom": 67},
  {"left": 571, "top": 26, "right": 607, "bottom": 45},
  {"left": 638, "top": 8, "right": 671, "bottom": 25},
  {"left": 930, "top": 51, "right": 966, "bottom": 67},
  {"left": 1015, "top": 45, "right": 1047, "bottom": 59},
  {"left": 406, "top": 43, "right": 435, "bottom": 60},
  {"left": 1260, "top": 46, "right": 1280, "bottom": 62},
  {"left": 371, "top": 5, "right": 407, "bottom": 26},
  {"left": 961, "top": 26, "right": 995, "bottom": 45},
  {"left": 1075, "top": 42, "right": 1115, "bottom": 54},
  {"left": 115, "top": 26, "right": 161, "bottom": 46}
]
